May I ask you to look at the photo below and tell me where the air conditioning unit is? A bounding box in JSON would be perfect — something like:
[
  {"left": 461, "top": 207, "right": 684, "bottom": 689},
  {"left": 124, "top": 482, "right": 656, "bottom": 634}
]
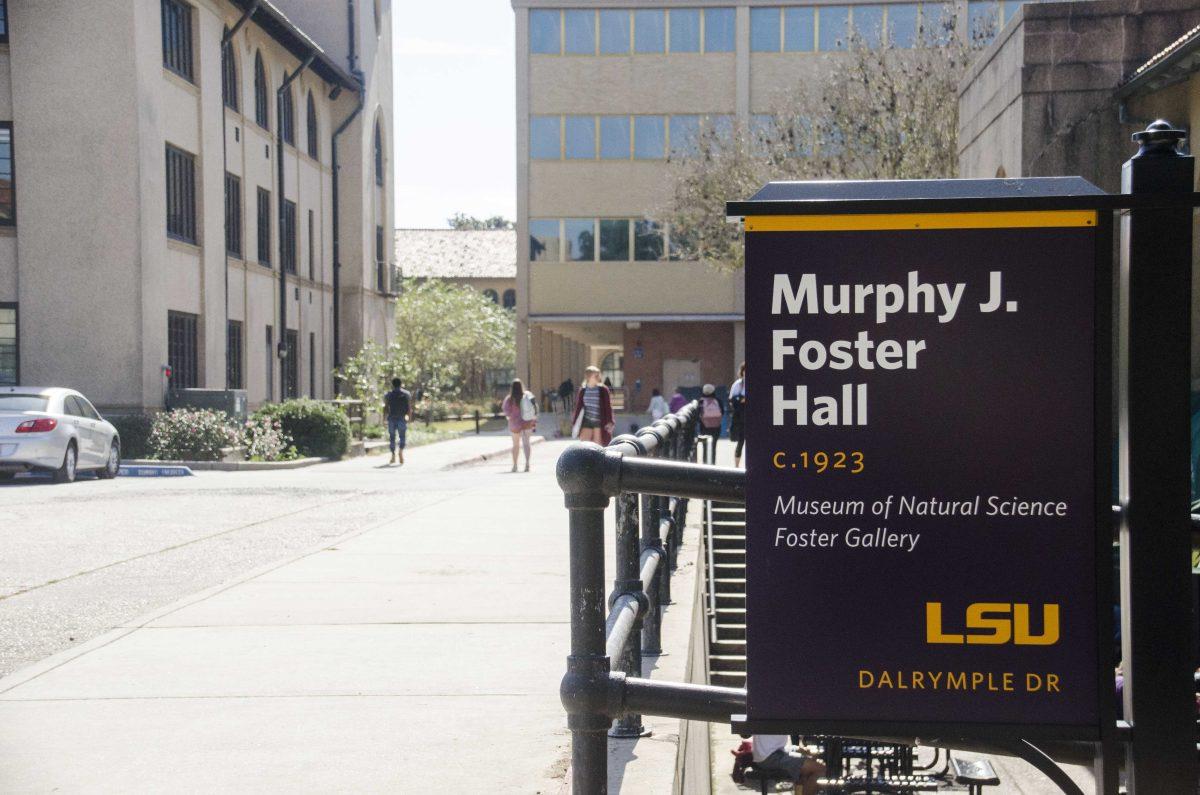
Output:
[{"left": 166, "top": 389, "right": 249, "bottom": 421}]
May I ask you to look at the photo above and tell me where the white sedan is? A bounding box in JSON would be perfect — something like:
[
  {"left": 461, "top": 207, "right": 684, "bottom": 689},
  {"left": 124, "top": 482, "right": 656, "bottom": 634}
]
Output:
[{"left": 0, "top": 387, "right": 121, "bottom": 483}]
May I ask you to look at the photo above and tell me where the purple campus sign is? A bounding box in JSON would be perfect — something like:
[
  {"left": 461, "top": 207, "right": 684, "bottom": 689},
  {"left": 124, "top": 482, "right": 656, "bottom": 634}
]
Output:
[{"left": 743, "top": 205, "right": 1105, "bottom": 737}]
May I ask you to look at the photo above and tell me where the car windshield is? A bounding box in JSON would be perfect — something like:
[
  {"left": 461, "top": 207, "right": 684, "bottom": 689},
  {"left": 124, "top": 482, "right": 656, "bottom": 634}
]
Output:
[{"left": 0, "top": 395, "right": 50, "bottom": 412}]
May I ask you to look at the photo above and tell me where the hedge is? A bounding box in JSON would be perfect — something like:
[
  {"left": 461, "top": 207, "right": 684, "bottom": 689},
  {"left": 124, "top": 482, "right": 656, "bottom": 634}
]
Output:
[{"left": 253, "top": 400, "right": 351, "bottom": 459}]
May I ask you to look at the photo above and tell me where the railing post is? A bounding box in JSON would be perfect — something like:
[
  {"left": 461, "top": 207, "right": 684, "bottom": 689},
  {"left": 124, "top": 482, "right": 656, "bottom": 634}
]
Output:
[
  {"left": 557, "top": 444, "right": 614, "bottom": 794},
  {"left": 1119, "top": 120, "right": 1198, "bottom": 794},
  {"left": 650, "top": 421, "right": 675, "bottom": 608},
  {"left": 607, "top": 432, "right": 650, "bottom": 740},
  {"left": 640, "top": 457, "right": 665, "bottom": 656}
]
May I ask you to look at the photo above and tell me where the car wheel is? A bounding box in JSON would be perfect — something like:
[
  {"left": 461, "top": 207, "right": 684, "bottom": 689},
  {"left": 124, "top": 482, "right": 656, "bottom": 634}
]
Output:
[
  {"left": 53, "top": 442, "right": 77, "bottom": 484},
  {"left": 97, "top": 440, "right": 120, "bottom": 480}
]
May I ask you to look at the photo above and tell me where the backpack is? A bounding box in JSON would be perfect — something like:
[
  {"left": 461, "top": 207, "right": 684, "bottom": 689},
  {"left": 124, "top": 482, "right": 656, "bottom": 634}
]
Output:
[
  {"left": 520, "top": 391, "right": 537, "bottom": 421},
  {"left": 701, "top": 397, "right": 722, "bottom": 428}
]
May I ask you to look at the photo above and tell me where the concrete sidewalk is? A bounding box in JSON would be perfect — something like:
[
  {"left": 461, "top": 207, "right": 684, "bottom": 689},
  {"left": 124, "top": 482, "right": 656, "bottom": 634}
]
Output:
[{"left": 0, "top": 439, "right": 577, "bottom": 792}]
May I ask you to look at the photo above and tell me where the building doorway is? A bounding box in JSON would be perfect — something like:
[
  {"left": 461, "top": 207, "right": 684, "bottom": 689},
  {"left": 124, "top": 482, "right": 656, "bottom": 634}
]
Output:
[{"left": 663, "top": 358, "right": 702, "bottom": 394}]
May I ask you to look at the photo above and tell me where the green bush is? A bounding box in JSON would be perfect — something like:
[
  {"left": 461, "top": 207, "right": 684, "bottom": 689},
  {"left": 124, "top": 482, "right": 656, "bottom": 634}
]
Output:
[
  {"left": 149, "top": 409, "right": 240, "bottom": 462},
  {"left": 108, "top": 413, "right": 155, "bottom": 459},
  {"left": 254, "top": 399, "right": 351, "bottom": 459}
]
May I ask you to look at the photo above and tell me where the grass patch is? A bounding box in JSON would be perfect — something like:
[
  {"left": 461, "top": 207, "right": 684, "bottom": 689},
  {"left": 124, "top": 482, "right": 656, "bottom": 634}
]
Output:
[
  {"left": 425, "top": 417, "right": 508, "bottom": 434},
  {"left": 405, "top": 427, "right": 462, "bottom": 448}
]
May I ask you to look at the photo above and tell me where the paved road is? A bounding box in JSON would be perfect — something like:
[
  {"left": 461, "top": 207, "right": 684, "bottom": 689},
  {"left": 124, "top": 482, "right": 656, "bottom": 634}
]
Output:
[{"left": 0, "top": 434, "right": 533, "bottom": 679}]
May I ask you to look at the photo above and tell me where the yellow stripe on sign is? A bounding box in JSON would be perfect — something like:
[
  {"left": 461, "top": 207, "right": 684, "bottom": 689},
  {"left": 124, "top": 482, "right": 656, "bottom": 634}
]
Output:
[{"left": 744, "top": 210, "right": 1098, "bottom": 232}]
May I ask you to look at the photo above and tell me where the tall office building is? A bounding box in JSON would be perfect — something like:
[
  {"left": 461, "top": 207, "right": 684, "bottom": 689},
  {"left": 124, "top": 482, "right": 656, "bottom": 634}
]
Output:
[
  {"left": 513, "top": 0, "right": 1033, "bottom": 411},
  {"left": 0, "top": 0, "right": 395, "bottom": 410}
]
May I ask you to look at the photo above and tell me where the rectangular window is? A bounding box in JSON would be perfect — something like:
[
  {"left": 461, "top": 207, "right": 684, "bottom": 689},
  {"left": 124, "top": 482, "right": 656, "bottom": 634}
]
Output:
[
  {"left": 669, "top": 115, "right": 701, "bottom": 157},
  {"left": 633, "top": 116, "right": 665, "bottom": 159},
  {"left": 308, "top": 331, "right": 316, "bottom": 397},
  {"left": 564, "top": 116, "right": 595, "bottom": 159},
  {"left": 0, "top": 303, "right": 16, "bottom": 386},
  {"left": 0, "top": 124, "right": 15, "bottom": 225},
  {"left": 633, "top": 9, "right": 665, "bottom": 53},
  {"left": 669, "top": 9, "right": 700, "bottom": 53},
  {"left": 224, "top": 172, "right": 242, "bottom": 257},
  {"left": 257, "top": 188, "right": 272, "bottom": 265},
  {"left": 308, "top": 209, "right": 315, "bottom": 279},
  {"left": 784, "top": 7, "right": 815, "bottom": 51},
  {"left": 167, "top": 310, "right": 199, "bottom": 390},
  {"left": 634, "top": 221, "right": 664, "bottom": 261},
  {"left": 0, "top": 0, "right": 10, "bottom": 43},
  {"left": 265, "top": 326, "right": 274, "bottom": 401},
  {"left": 969, "top": 1, "right": 1000, "bottom": 41},
  {"left": 530, "top": 115, "right": 561, "bottom": 159},
  {"left": 226, "top": 319, "right": 243, "bottom": 389},
  {"left": 530, "top": 219, "right": 561, "bottom": 262},
  {"left": 854, "top": 5, "right": 886, "bottom": 48},
  {"left": 564, "top": 9, "right": 595, "bottom": 54},
  {"left": 599, "top": 10, "right": 630, "bottom": 54},
  {"left": 599, "top": 219, "right": 629, "bottom": 261},
  {"left": 376, "top": 225, "right": 386, "bottom": 291},
  {"left": 283, "top": 330, "right": 298, "bottom": 399},
  {"left": 750, "top": 7, "right": 780, "bottom": 52},
  {"left": 281, "top": 200, "right": 297, "bottom": 273},
  {"left": 818, "top": 6, "right": 850, "bottom": 51},
  {"left": 599, "top": 116, "right": 630, "bottom": 159},
  {"left": 161, "top": 0, "right": 194, "bottom": 82},
  {"left": 889, "top": 4, "right": 920, "bottom": 48},
  {"left": 564, "top": 219, "right": 594, "bottom": 261},
  {"left": 530, "top": 9, "right": 560, "bottom": 54},
  {"left": 704, "top": 8, "right": 735, "bottom": 52},
  {"left": 165, "top": 144, "right": 196, "bottom": 243}
]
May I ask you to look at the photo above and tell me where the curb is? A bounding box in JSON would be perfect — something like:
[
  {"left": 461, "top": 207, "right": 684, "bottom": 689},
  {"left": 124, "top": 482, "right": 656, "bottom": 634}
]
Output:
[
  {"left": 118, "top": 464, "right": 194, "bottom": 478},
  {"left": 120, "top": 457, "right": 329, "bottom": 472},
  {"left": 441, "top": 435, "right": 547, "bottom": 470}
]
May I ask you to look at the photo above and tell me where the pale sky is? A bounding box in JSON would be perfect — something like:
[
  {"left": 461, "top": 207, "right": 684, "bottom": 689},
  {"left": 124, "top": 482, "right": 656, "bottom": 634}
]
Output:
[{"left": 392, "top": 1, "right": 517, "bottom": 229}]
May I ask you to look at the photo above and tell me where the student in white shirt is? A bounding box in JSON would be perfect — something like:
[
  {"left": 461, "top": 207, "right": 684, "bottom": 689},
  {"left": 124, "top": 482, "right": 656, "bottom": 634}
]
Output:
[
  {"left": 752, "top": 735, "right": 825, "bottom": 794},
  {"left": 648, "top": 388, "right": 669, "bottom": 421}
]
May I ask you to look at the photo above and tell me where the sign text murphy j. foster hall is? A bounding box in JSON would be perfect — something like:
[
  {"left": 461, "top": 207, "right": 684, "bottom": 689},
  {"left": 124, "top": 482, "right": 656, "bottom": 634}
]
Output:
[{"left": 737, "top": 183, "right": 1109, "bottom": 738}]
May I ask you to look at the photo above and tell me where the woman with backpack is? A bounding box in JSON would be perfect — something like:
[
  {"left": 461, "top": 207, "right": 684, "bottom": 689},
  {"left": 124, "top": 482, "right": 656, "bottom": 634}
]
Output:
[
  {"left": 502, "top": 378, "right": 538, "bottom": 472},
  {"left": 698, "top": 383, "right": 725, "bottom": 463}
]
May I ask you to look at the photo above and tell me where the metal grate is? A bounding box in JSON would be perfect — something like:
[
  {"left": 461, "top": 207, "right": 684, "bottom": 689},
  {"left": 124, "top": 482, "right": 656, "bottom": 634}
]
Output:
[
  {"left": 224, "top": 172, "right": 242, "bottom": 257},
  {"left": 165, "top": 144, "right": 196, "bottom": 244},
  {"left": 161, "top": 0, "right": 193, "bottom": 82},
  {"left": 226, "top": 320, "right": 243, "bottom": 390},
  {"left": 167, "top": 311, "right": 198, "bottom": 389},
  {"left": 283, "top": 330, "right": 298, "bottom": 399},
  {"left": 281, "top": 199, "right": 297, "bottom": 273},
  {"left": 257, "top": 187, "right": 271, "bottom": 265}
]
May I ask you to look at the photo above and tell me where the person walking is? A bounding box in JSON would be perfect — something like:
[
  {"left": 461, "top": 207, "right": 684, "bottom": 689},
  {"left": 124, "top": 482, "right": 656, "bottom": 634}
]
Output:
[
  {"left": 502, "top": 378, "right": 538, "bottom": 472},
  {"left": 572, "top": 365, "right": 614, "bottom": 445},
  {"left": 728, "top": 362, "right": 746, "bottom": 468},
  {"left": 698, "top": 383, "right": 724, "bottom": 462},
  {"left": 668, "top": 386, "right": 688, "bottom": 414},
  {"left": 382, "top": 377, "right": 411, "bottom": 466},
  {"left": 648, "top": 388, "right": 669, "bottom": 421}
]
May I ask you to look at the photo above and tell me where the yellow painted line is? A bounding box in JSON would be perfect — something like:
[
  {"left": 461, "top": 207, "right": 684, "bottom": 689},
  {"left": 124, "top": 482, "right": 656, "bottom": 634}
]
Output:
[{"left": 744, "top": 210, "right": 1097, "bottom": 232}]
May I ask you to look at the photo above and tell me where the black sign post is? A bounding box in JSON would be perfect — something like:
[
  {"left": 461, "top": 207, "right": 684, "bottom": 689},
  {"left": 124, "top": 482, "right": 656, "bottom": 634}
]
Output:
[{"left": 728, "top": 178, "right": 1114, "bottom": 743}]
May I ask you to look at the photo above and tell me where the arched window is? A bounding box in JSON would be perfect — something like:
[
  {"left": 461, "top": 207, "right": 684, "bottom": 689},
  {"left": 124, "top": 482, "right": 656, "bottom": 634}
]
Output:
[
  {"left": 253, "top": 52, "right": 269, "bottom": 129},
  {"left": 221, "top": 29, "right": 239, "bottom": 111},
  {"left": 306, "top": 92, "right": 319, "bottom": 160},
  {"left": 483, "top": 289, "right": 499, "bottom": 304},
  {"left": 374, "top": 120, "right": 384, "bottom": 186},
  {"left": 280, "top": 85, "right": 295, "bottom": 146},
  {"left": 502, "top": 289, "right": 516, "bottom": 309}
]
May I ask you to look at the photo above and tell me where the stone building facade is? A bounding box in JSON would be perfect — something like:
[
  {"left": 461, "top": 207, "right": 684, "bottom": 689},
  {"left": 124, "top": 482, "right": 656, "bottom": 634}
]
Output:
[{"left": 0, "top": 0, "right": 396, "bottom": 411}]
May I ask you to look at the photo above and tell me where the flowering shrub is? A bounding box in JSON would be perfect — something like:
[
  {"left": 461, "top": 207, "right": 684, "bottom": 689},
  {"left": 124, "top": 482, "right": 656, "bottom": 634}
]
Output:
[
  {"left": 243, "top": 416, "right": 296, "bottom": 462},
  {"left": 149, "top": 409, "right": 240, "bottom": 462},
  {"left": 253, "top": 400, "right": 351, "bottom": 459}
]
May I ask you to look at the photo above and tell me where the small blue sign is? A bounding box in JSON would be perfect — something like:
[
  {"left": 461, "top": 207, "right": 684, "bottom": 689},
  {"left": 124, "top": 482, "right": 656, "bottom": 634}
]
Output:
[{"left": 119, "top": 465, "right": 194, "bottom": 478}]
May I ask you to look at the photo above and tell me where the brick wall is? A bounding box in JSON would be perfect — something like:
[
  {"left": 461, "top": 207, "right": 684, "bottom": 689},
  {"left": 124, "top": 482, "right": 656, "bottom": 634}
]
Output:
[{"left": 621, "top": 322, "right": 735, "bottom": 413}]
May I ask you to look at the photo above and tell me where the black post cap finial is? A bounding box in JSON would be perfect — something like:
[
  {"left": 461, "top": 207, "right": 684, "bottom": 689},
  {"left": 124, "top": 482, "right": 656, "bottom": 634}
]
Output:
[{"left": 1132, "top": 120, "right": 1187, "bottom": 158}]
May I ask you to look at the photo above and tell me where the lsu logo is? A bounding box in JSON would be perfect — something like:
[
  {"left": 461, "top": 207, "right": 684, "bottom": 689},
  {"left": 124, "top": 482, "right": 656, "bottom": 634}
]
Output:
[{"left": 925, "top": 602, "right": 1060, "bottom": 646}]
